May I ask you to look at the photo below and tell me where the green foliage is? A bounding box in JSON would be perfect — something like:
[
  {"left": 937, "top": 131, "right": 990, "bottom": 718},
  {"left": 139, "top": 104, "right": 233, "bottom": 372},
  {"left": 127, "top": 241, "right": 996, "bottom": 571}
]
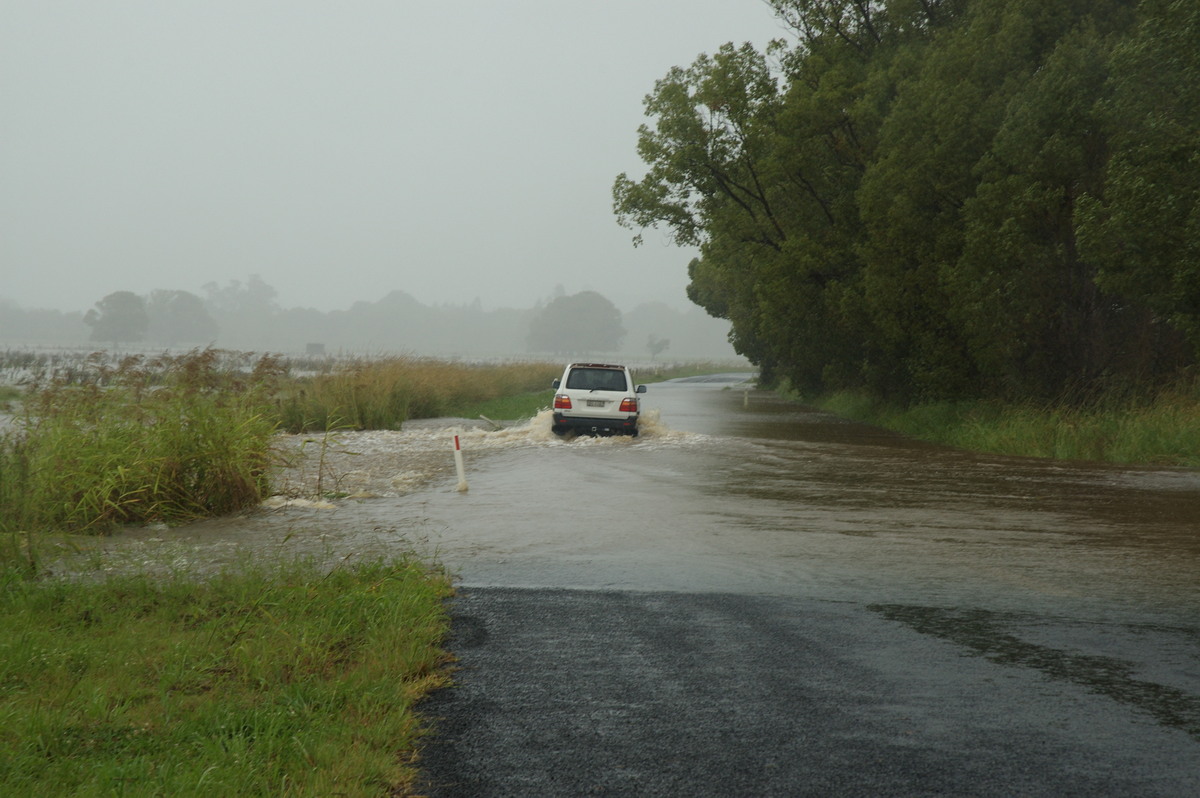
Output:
[
  {"left": 1077, "top": 0, "right": 1200, "bottom": 351},
  {"left": 0, "top": 557, "right": 452, "bottom": 796},
  {"left": 454, "top": 390, "right": 556, "bottom": 423},
  {"left": 0, "top": 350, "right": 279, "bottom": 538},
  {"left": 615, "top": 0, "right": 1198, "bottom": 406},
  {"left": 0, "top": 384, "right": 21, "bottom": 407}
]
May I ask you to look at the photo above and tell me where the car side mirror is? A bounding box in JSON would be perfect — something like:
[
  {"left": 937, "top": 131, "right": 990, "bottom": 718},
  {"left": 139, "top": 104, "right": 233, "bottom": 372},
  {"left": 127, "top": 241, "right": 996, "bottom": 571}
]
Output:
[
  {"left": 636, "top": 384, "right": 647, "bottom": 394},
  {"left": 552, "top": 379, "right": 561, "bottom": 389}
]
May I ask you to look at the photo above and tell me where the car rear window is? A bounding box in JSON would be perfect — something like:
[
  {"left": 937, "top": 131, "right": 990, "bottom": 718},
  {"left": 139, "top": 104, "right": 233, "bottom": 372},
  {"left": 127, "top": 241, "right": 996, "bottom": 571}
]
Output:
[{"left": 565, "top": 368, "right": 628, "bottom": 391}]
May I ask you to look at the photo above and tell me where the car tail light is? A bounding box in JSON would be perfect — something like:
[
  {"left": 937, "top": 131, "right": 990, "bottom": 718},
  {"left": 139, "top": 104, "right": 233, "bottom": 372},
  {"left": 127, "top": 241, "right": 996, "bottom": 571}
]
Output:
[
  {"left": 554, "top": 394, "right": 572, "bottom": 409},
  {"left": 619, "top": 397, "right": 638, "bottom": 412}
]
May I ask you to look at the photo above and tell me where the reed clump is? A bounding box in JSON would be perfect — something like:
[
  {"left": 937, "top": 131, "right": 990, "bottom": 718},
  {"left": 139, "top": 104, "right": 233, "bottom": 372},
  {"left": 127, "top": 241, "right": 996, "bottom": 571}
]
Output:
[
  {"left": 0, "top": 350, "right": 281, "bottom": 542},
  {"left": 274, "top": 357, "right": 561, "bottom": 432}
]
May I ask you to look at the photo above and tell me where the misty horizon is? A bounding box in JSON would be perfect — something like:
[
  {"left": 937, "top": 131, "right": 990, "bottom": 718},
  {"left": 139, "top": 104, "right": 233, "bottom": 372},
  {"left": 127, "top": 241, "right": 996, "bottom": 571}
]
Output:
[
  {"left": 2, "top": 2, "right": 788, "bottom": 316},
  {"left": 0, "top": 281, "right": 700, "bottom": 317},
  {"left": 0, "top": 282, "right": 743, "bottom": 362}
]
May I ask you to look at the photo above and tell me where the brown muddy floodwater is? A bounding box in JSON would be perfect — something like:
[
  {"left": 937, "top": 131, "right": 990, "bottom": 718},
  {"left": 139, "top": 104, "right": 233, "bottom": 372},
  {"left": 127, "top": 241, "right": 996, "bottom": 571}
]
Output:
[{"left": 76, "top": 375, "right": 1200, "bottom": 626}]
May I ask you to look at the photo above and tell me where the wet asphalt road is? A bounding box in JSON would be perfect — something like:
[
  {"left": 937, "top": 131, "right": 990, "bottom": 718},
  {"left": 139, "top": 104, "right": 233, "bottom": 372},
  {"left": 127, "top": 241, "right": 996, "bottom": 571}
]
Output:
[
  {"left": 417, "top": 589, "right": 1200, "bottom": 797},
  {"left": 414, "top": 378, "right": 1200, "bottom": 797}
]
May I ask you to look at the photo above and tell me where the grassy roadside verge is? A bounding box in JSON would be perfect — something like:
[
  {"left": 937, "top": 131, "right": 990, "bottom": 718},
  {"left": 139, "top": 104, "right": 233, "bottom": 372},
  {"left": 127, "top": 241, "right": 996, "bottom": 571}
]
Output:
[
  {"left": 0, "top": 556, "right": 452, "bottom": 797},
  {"left": 808, "top": 389, "right": 1200, "bottom": 467}
]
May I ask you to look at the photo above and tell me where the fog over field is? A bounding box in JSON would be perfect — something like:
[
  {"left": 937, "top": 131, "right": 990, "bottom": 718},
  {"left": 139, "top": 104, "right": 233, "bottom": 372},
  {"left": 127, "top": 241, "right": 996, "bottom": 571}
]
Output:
[
  {"left": 1, "top": 1, "right": 786, "bottom": 319},
  {"left": 0, "top": 284, "right": 744, "bottom": 362}
]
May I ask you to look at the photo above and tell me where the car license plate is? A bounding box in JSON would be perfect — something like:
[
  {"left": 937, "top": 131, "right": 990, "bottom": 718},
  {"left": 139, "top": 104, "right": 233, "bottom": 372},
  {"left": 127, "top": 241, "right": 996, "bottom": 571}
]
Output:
[{"left": 586, "top": 400, "right": 605, "bottom": 407}]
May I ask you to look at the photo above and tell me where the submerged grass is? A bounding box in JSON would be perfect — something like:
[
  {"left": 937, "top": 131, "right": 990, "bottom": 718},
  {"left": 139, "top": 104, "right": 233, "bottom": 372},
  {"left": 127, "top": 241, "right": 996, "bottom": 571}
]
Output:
[
  {"left": 812, "top": 385, "right": 1200, "bottom": 467},
  {"left": 0, "top": 556, "right": 453, "bottom": 797}
]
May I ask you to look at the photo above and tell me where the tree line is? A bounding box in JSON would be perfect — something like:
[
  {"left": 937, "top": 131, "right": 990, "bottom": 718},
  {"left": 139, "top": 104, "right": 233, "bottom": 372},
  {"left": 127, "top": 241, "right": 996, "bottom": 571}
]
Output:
[
  {"left": 614, "top": 0, "right": 1198, "bottom": 403},
  {"left": 2, "top": 279, "right": 736, "bottom": 360}
]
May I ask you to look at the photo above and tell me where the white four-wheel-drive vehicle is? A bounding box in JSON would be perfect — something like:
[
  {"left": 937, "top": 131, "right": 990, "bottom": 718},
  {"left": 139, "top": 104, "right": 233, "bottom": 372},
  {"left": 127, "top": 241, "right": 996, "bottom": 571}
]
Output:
[{"left": 551, "top": 362, "right": 647, "bottom": 437}]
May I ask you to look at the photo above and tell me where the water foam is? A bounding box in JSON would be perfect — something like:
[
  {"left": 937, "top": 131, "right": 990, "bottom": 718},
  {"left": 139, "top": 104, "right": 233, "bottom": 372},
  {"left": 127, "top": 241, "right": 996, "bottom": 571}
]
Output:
[{"left": 266, "top": 407, "right": 707, "bottom": 505}]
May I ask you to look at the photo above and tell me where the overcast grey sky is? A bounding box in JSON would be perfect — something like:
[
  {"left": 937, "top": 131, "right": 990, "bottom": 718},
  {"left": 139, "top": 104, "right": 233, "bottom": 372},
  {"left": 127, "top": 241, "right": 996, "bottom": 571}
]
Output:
[{"left": 2, "top": 1, "right": 787, "bottom": 314}]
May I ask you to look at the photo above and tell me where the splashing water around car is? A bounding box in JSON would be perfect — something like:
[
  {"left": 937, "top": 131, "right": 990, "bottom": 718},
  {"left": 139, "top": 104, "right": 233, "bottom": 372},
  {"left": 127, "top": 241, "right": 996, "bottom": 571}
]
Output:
[{"left": 266, "top": 404, "right": 702, "bottom": 505}]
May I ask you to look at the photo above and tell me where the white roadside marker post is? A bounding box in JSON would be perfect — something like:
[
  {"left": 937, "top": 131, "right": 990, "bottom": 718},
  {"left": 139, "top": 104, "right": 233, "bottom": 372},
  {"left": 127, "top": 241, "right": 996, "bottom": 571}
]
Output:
[{"left": 453, "top": 434, "right": 468, "bottom": 493}]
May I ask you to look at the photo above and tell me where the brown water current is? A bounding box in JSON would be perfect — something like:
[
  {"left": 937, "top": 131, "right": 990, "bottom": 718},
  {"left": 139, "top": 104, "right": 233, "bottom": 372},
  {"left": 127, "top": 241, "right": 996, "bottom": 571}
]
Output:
[{"left": 72, "top": 375, "right": 1200, "bottom": 626}]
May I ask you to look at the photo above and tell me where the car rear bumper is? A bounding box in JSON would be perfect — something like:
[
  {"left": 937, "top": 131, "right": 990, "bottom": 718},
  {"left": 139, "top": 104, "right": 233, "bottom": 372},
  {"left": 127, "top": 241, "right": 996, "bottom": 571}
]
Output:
[{"left": 552, "top": 412, "right": 638, "bottom": 436}]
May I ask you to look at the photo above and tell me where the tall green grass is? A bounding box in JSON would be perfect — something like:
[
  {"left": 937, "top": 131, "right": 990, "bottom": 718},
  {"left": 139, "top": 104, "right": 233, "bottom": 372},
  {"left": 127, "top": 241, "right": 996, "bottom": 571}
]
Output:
[
  {"left": 453, "top": 390, "right": 556, "bottom": 423},
  {"left": 274, "top": 358, "right": 562, "bottom": 432},
  {"left": 0, "top": 556, "right": 452, "bottom": 797},
  {"left": 813, "top": 386, "right": 1200, "bottom": 466},
  {"left": 0, "top": 385, "right": 21, "bottom": 408},
  {"left": 1, "top": 350, "right": 280, "bottom": 544}
]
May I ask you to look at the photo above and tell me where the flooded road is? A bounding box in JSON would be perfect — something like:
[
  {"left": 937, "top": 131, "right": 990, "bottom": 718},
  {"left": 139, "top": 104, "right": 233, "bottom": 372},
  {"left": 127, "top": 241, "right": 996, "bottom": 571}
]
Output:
[
  {"left": 88, "top": 375, "right": 1200, "bottom": 793},
  {"left": 111, "top": 375, "right": 1198, "bottom": 620},
  {"left": 87, "top": 374, "right": 1200, "bottom": 635},
  {"left": 428, "top": 380, "right": 1200, "bottom": 624}
]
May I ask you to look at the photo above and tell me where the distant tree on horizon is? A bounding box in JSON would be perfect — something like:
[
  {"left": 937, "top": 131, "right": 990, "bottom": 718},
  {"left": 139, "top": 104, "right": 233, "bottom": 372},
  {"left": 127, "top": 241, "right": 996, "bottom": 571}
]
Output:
[
  {"left": 526, "top": 290, "right": 625, "bottom": 355},
  {"left": 146, "top": 290, "right": 219, "bottom": 346},
  {"left": 647, "top": 334, "right": 670, "bottom": 360},
  {"left": 83, "top": 291, "right": 148, "bottom": 348},
  {"left": 202, "top": 274, "right": 280, "bottom": 348}
]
